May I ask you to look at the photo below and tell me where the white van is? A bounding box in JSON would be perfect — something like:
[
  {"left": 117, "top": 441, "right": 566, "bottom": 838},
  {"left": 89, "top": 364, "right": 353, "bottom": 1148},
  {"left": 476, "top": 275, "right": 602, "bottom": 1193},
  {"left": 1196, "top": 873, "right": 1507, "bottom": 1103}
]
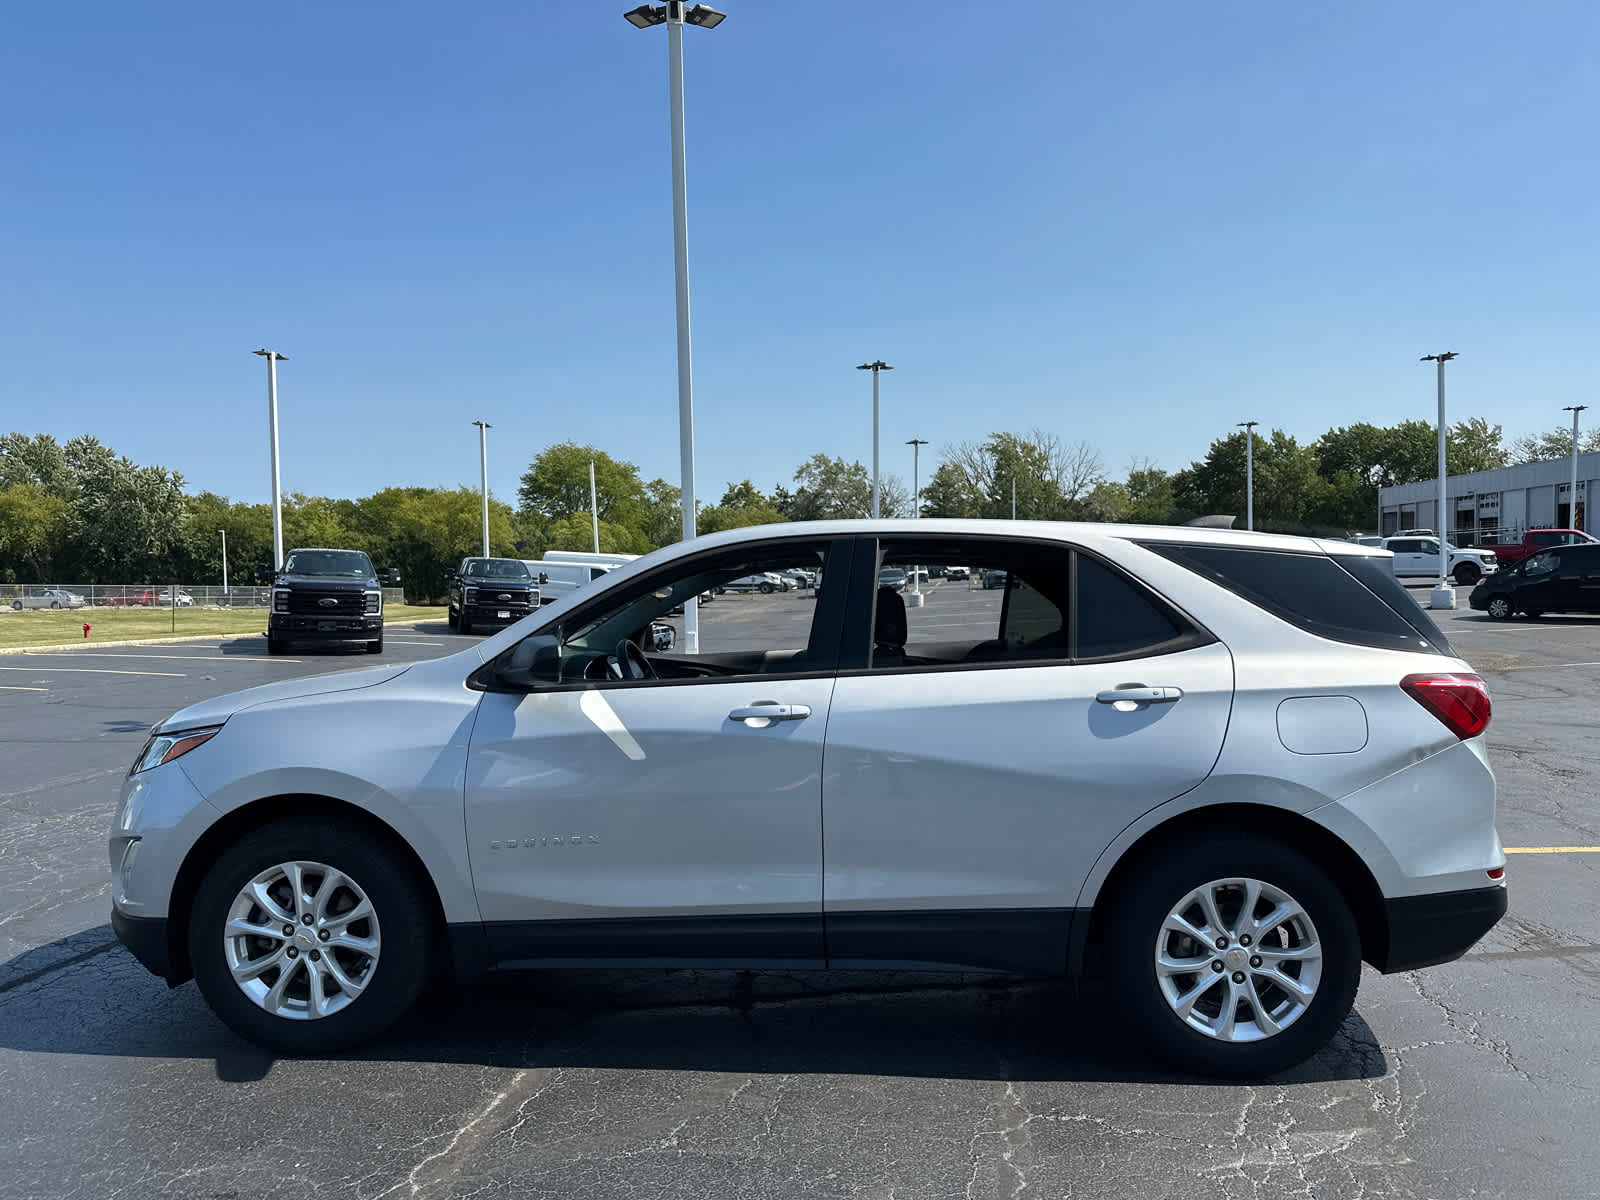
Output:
[
  {"left": 521, "top": 560, "right": 612, "bottom": 605},
  {"left": 541, "top": 550, "right": 638, "bottom": 569}
]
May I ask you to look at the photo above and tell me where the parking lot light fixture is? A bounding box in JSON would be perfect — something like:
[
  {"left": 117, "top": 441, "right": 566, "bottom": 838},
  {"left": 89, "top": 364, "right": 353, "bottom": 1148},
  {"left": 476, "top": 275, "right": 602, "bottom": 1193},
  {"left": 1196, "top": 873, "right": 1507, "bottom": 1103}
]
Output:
[
  {"left": 858, "top": 361, "right": 892, "bottom": 517},
  {"left": 1421, "top": 353, "right": 1459, "bottom": 610},
  {"left": 906, "top": 438, "right": 929, "bottom": 607},
  {"left": 1237, "top": 421, "right": 1259, "bottom": 531},
  {"left": 1564, "top": 405, "right": 1588, "bottom": 532},
  {"left": 472, "top": 421, "right": 492, "bottom": 556},
  {"left": 253, "top": 349, "right": 288, "bottom": 571},
  {"left": 625, "top": 0, "right": 726, "bottom": 653}
]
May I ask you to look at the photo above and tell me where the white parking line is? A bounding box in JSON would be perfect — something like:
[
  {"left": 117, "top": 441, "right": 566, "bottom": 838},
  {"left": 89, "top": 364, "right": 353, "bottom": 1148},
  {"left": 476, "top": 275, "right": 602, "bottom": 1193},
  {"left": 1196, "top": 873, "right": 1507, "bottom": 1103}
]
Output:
[
  {"left": 0, "top": 665, "right": 185, "bottom": 677},
  {"left": 19, "top": 652, "right": 303, "bottom": 664},
  {"left": 1499, "top": 661, "right": 1600, "bottom": 671},
  {"left": 385, "top": 640, "right": 445, "bottom": 647},
  {"left": 0, "top": 684, "right": 48, "bottom": 691}
]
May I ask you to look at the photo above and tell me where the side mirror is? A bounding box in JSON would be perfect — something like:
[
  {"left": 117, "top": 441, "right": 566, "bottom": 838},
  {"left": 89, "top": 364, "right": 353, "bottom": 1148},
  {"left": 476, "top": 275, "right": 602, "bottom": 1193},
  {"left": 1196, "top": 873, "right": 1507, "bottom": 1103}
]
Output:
[
  {"left": 384, "top": 567, "right": 401, "bottom": 587},
  {"left": 254, "top": 563, "right": 272, "bottom": 584},
  {"left": 497, "top": 634, "right": 562, "bottom": 689}
]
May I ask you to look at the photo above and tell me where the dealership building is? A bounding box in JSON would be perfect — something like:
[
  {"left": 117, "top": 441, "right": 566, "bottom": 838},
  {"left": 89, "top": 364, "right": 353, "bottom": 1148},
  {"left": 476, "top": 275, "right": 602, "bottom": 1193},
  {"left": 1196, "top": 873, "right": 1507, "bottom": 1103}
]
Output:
[{"left": 1378, "top": 454, "right": 1595, "bottom": 545}]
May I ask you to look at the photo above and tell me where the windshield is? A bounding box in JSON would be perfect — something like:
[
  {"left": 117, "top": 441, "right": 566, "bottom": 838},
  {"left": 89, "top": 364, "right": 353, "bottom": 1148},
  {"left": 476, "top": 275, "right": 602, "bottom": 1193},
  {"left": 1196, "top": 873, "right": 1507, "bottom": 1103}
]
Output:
[
  {"left": 282, "top": 550, "right": 374, "bottom": 578},
  {"left": 463, "top": 558, "right": 531, "bottom": 580}
]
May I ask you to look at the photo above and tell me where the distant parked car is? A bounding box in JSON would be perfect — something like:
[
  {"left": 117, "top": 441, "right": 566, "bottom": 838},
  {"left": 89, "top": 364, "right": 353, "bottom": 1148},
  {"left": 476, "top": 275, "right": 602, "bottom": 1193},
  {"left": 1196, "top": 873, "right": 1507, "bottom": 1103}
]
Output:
[
  {"left": 1346, "top": 536, "right": 1386, "bottom": 548},
  {"left": 647, "top": 620, "right": 676, "bottom": 652},
  {"left": 944, "top": 565, "right": 971, "bottom": 581},
  {"left": 100, "top": 590, "right": 161, "bottom": 607},
  {"left": 776, "top": 568, "right": 814, "bottom": 589},
  {"left": 11, "top": 589, "right": 86, "bottom": 610},
  {"left": 981, "top": 569, "right": 1008, "bottom": 589},
  {"left": 1471, "top": 543, "right": 1600, "bottom": 619},
  {"left": 720, "top": 572, "right": 790, "bottom": 594},
  {"left": 156, "top": 589, "right": 195, "bottom": 608},
  {"left": 877, "top": 567, "right": 907, "bottom": 592},
  {"left": 1381, "top": 536, "right": 1499, "bottom": 586}
]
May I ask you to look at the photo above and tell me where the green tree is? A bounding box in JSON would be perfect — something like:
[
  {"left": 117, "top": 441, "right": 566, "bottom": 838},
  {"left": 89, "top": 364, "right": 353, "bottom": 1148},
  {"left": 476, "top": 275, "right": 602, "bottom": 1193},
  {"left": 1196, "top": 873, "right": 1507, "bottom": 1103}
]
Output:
[
  {"left": 1124, "top": 461, "right": 1177, "bottom": 524},
  {"left": 1180, "top": 429, "right": 1322, "bottom": 529},
  {"left": 1082, "top": 481, "right": 1129, "bottom": 523},
  {"left": 543, "top": 512, "right": 649, "bottom": 555},
  {"left": 786, "top": 454, "right": 873, "bottom": 519},
  {"left": 1508, "top": 424, "right": 1600, "bottom": 464},
  {"left": 640, "top": 478, "right": 683, "bottom": 549},
  {"left": 0, "top": 484, "right": 70, "bottom": 581},
  {"left": 355, "top": 486, "right": 516, "bottom": 602},
  {"left": 61, "top": 437, "right": 188, "bottom": 580},
  {"left": 518, "top": 443, "right": 647, "bottom": 524},
  {"left": 919, "top": 462, "right": 984, "bottom": 517},
  {"left": 0, "top": 433, "right": 76, "bottom": 496}
]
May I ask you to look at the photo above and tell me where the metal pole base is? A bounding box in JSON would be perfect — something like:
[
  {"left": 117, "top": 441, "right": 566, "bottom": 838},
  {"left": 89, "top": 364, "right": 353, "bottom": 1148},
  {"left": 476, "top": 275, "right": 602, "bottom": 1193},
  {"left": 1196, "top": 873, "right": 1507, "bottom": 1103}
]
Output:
[
  {"left": 1429, "top": 584, "right": 1457, "bottom": 610},
  {"left": 906, "top": 591, "right": 926, "bottom": 608}
]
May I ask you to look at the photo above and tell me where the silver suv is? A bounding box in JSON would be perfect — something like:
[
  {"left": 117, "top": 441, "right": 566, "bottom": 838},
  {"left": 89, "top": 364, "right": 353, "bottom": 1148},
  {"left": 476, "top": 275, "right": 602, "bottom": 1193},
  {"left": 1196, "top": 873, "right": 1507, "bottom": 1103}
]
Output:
[{"left": 110, "top": 520, "right": 1505, "bottom": 1076}]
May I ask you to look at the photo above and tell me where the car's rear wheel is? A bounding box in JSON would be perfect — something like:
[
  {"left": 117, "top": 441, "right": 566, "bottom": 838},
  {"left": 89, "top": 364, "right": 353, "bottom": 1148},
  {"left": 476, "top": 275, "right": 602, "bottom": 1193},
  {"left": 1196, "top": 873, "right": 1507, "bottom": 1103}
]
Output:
[
  {"left": 1453, "top": 563, "right": 1482, "bottom": 585},
  {"left": 50, "top": 600, "right": 62, "bottom": 609},
  {"left": 1486, "top": 595, "right": 1513, "bottom": 620},
  {"left": 9, "top": 600, "right": 19, "bottom": 611},
  {"left": 188, "top": 819, "right": 433, "bottom": 1053},
  {"left": 1106, "top": 833, "right": 1360, "bottom": 1078}
]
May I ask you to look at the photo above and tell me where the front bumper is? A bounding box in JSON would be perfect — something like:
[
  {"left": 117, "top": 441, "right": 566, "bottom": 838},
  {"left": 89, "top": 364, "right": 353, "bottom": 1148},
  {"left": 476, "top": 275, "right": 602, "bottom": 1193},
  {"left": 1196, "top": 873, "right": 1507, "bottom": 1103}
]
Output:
[
  {"left": 112, "top": 908, "right": 181, "bottom": 983},
  {"left": 461, "top": 603, "right": 537, "bottom": 627},
  {"left": 1374, "top": 884, "right": 1507, "bottom": 972},
  {"left": 269, "top": 613, "right": 383, "bottom": 639}
]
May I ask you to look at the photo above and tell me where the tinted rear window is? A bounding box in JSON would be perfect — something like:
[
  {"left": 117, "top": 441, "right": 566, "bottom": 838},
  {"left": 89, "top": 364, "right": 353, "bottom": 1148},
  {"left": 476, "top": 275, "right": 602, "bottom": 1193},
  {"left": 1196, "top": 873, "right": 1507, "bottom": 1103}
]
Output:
[{"left": 1142, "top": 543, "right": 1451, "bottom": 656}]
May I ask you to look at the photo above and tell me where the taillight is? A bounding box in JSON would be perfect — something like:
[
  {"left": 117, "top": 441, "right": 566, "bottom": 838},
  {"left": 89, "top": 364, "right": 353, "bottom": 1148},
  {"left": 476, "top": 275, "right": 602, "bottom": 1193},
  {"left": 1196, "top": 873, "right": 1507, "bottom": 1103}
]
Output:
[{"left": 1400, "top": 672, "right": 1491, "bottom": 740}]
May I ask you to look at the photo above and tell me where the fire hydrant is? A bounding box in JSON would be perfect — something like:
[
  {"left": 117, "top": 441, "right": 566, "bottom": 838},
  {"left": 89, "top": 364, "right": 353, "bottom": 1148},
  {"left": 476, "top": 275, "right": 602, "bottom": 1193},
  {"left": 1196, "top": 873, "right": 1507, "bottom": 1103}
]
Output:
[{"left": 83, "top": 622, "right": 91, "bottom": 639}]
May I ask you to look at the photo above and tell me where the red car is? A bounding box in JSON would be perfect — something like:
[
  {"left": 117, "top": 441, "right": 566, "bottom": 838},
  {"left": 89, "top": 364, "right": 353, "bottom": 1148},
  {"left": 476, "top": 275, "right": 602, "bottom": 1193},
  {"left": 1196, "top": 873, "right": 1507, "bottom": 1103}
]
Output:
[
  {"left": 1484, "top": 529, "right": 1598, "bottom": 567},
  {"left": 99, "top": 590, "right": 162, "bottom": 607}
]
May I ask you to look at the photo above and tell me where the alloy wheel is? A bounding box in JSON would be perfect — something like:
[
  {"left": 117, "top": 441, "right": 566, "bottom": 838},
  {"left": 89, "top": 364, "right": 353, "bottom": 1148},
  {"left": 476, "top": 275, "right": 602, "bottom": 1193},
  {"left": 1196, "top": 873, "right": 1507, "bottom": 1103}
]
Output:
[
  {"left": 1153, "top": 876, "right": 1323, "bottom": 1043},
  {"left": 222, "top": 860, "right": 382, "bottom": 1020}
]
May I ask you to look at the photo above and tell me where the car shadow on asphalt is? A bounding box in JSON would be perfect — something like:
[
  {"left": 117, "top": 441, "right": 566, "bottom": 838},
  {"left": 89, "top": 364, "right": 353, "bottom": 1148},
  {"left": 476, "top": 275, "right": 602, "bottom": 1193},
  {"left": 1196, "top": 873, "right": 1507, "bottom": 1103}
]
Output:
[
  {"left": 0, "top": 929, "right": 1388, "bottom": 1087},
  {"left": 213, "top": 637, "right": 373, "bottom": 657}
]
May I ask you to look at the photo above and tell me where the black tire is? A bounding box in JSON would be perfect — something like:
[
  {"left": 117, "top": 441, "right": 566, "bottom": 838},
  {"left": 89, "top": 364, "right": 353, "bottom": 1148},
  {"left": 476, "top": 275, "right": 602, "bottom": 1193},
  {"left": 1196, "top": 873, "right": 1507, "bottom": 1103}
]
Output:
[
  {"left": 1105, "top": 832, "right": 1361, "bottom": 1078},
  {"left": 366, "top": 635, "right": 383, "bottom": 654},
  {"left": 9, "top": 600, "right": 19, "bottom": 611},
  {"left": 187, "top": 817, "right": 435, "bottom": 1053},
  {"left": 759, "top": 582, "right": 774, "bottom": 594},
  {"left": 1453, "top": 563, "right": 1481, "bottom": 585},
  {"left": 50, "top": 601, "right": 62, "bottom": 609},
  {"left": 458, "top": 613, "right": 472, "bottom": 635},
  {"left": 267, "top": 635, "right": 286, "bottom": 656},
  {"left": 446, "top": 606, "right": 458, "bottom": 631},
  {"left": 1486, "top": 595, "right": 1513, "bottom": 620}
]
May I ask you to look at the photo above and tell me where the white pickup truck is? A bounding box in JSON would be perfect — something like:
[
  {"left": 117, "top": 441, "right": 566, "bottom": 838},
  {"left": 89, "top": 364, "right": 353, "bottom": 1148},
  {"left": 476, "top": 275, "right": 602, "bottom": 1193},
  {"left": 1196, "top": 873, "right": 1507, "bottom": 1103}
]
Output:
[{"left": 1381, "top": 535, "right": 1500, "bottom": 585}]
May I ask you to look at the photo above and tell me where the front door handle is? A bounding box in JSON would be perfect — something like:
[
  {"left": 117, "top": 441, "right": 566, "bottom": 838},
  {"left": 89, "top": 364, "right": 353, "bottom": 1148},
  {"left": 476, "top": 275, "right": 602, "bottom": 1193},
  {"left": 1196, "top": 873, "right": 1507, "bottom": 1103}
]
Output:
[
  {"left": 729, "top": 701, "right": 812, "bottom": 724},
  {"left": 1095, "top": 686, "right": 1183, "bottom": 706}
]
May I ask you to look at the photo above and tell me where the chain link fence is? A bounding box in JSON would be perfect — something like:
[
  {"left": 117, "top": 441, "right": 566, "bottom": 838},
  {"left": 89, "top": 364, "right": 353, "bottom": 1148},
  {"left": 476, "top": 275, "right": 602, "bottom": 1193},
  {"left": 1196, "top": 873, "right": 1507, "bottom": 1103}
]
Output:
[{"left": 0, "top": 585, "right": 406, "bottom": 610}]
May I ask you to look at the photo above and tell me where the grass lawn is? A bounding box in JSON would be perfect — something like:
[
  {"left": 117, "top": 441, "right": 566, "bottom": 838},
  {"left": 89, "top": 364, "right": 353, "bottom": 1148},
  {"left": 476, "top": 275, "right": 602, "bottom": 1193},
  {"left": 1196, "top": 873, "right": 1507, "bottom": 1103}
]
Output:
[{"left": 0, "top": 605, "right": 443, "bottom": 651}]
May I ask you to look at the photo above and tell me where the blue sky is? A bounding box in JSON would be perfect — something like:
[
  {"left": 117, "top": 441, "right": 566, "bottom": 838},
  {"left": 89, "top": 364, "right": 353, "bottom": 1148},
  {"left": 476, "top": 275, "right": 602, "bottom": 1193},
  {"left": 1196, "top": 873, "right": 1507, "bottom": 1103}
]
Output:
[{"left": 5, "top": 1, "right": 1597, "bottom": 509}]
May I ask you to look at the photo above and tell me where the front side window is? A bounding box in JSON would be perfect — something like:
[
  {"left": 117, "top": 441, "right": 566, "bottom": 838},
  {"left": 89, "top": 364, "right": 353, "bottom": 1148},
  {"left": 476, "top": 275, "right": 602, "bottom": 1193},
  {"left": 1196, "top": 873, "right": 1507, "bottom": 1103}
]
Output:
[
  {"left": 523, "top": 539, "right": 843, "bottom": 686},
  {"left": 1524, "top": 551, "right": 1559, "bottom": 577}
]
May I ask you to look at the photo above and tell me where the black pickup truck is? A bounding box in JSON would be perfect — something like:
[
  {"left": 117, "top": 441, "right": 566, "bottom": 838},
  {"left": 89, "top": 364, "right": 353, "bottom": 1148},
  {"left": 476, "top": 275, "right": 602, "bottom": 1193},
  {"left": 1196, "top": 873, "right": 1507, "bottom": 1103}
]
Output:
[
  {"left": 447, "top": 557, "right": 542, "bottom": 634},
  {"left": 267, "top": 548, "right": 398, "bottom": 656}
]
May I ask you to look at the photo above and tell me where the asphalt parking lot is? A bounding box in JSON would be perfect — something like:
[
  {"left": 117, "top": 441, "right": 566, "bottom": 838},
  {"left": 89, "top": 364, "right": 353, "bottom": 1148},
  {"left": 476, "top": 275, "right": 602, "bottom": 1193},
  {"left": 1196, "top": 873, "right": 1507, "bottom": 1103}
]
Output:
[{"left": 2, "top": 593, "right": 1598, "bottom": 1200}]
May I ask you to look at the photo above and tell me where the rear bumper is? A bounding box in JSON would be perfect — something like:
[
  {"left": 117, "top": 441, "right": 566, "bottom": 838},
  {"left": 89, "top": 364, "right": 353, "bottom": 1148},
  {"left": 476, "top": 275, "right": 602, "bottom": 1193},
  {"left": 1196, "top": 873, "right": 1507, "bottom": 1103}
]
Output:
[
  {"left": 112, "top": 908, "right": 183, "bottom": 984},
  {"left": 1374, "top": 884, "right": 1507, "bottom": 972}
]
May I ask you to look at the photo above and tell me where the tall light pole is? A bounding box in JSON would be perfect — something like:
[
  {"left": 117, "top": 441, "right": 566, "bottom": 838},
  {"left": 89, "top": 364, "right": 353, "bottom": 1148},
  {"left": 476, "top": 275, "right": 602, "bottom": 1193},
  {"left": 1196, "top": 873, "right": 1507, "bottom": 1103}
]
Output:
[
  {"left": 471, "top": 421, "right": 492, "bottom": 556},
  {"left": 906, "top": 438, "right": 928, "bottom": 518},
  {"left": 1421, "top": 352, "right": 1459, "bottom": 610},
  {"left": 1237, "top": 421, "right": 1259, "bottom": 531},
  {"left": 589, "top": 459, "right": 601, "bottom": 553},
  {"left": 625, "top": 2, "right": 725, "bottom": 653},
  {"left": 858, "top": 360, "right": 892, "bottom": 517},
  {"left": 253, "top": 349, "right": 287, "bottom": 569},
  {"left": 1564, "top": 405, "right": 1588, "bottom": 531},
  {"left": 218, "top": 529, "right": 228, "bottom": 596},
  {"left": 906, "top": 438, "right": 928, "bottom": 607}
]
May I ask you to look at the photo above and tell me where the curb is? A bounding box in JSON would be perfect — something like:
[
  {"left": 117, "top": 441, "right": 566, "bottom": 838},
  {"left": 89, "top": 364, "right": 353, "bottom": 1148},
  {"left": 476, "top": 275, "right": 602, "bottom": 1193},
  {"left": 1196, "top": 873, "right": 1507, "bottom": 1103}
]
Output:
[{"left": 0, "top": 619, "right": 440, "bottom": 656}]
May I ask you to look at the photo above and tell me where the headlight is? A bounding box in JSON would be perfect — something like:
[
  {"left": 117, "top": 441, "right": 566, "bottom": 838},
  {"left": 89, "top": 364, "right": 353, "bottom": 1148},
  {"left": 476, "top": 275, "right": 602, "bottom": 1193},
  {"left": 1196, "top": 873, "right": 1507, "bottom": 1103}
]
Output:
[
  {"left": 465, "top": 587, "right": 478, "bottom": 603},
  {"left": 131, "top": 725, "right": 222, "bottom": 775},
  {"left": 365, "top": 590, "right": 381, "bottom": 614},
  {"left": 273, "top": 590, "right": 288, "bottom": 612}
]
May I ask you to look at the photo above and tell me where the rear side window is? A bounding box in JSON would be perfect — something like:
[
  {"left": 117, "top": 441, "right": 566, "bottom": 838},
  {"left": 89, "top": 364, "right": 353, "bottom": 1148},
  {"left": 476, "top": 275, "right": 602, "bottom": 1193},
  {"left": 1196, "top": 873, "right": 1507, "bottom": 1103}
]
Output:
[
  {"left": 1143, "top": 543, "right": 1451, "bottom": 656},
  {"left": 1075, "top": 555, "right": 1194, "bottom": 661}
]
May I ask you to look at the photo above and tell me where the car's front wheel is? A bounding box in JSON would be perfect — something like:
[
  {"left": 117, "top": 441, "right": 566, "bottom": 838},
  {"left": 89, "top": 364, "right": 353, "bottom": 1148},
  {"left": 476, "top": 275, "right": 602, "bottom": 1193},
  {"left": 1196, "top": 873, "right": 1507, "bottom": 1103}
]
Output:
[
  {"left": 1105, "top": 833, "right": 1361, "bottom": 1078},
  {"left": 9, "top": 600, "right": 19, "bottom": 611},
  {"left": 188, "top": 818, "right": 434, "bottom": 1053},
  {"left": 1453, "top": 563, "right": 1482, "bottom": 585},
  {"left": 1486, "top": 595, "right": 1513, "bottom": 620}
]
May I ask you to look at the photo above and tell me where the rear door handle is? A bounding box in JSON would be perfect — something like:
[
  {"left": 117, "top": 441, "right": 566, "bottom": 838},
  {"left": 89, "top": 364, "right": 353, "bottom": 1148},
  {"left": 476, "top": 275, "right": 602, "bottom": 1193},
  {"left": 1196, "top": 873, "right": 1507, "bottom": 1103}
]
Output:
[
  {"left": 1095, "top": 687, "right": 1183, "bottom": 705},
  {"left": 729, "top": 701, "right": 812, "bottom": 724}
]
